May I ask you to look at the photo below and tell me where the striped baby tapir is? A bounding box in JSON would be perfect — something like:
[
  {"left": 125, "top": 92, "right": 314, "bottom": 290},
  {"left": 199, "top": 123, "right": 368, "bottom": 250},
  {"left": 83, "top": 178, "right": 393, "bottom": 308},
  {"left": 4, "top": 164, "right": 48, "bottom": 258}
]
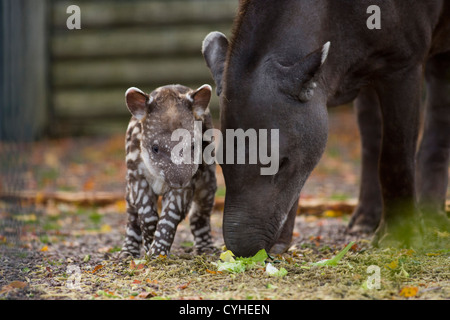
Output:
[{"left": 120, "top": 84, "right": 217, "bottom": 258}]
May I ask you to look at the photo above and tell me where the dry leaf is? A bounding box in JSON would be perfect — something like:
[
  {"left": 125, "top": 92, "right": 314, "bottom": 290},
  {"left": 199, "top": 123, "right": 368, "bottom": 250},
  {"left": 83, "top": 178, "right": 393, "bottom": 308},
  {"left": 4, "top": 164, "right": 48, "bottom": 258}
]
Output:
[
  {"left": 91, "top": 265, "right": 104, "bottom": 273},
  {"left": 399, "top": 286, "right": 418, "bottom": 298},
  {"left": 100, "top": 224, "right": 112, "bottom": 233},
  {"left": 0, "top": 281, "right": 28, "bottom": 294},
  {"left": 40, "top": 245, "right": 48, "bottom": 252},
  {"left": 176, "top": 282, "right": 190, "bottom": 290},
  {"left": 138, "top": 291, "right": 156, "bottom": 299},
  {"left": 385, "top": 260, "right": 399, "bottom": 270},
  {"left": 83, "top": 178, "right": 95, "bottom": 191},
  {"left": 115, "top": 200, "right": 127, "bottom": 213}
]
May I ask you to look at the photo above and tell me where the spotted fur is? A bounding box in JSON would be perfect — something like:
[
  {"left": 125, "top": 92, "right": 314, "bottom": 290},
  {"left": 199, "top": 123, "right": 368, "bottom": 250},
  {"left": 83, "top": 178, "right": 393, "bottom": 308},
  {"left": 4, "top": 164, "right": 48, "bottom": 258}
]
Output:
[{"left": 120, "top": 84, "right": 217, "bottom": 258}]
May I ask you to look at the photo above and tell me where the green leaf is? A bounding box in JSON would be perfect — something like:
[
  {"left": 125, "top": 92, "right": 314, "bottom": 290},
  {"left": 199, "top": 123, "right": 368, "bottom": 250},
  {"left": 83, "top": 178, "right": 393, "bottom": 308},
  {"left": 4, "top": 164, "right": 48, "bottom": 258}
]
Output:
[
  {"left": 265, "top": 263, "right": 288, "bottom": 277},
  {"left": 311, "top": 241, "right": 355, "bottom": 267},
  {"left": 215, "top": 249, "right": 269, "bottom": 273}
]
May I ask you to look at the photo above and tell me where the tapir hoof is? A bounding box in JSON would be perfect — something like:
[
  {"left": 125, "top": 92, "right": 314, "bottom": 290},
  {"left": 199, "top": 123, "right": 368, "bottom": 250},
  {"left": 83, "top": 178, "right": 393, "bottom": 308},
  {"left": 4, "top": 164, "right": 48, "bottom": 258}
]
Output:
[
  {"left": 347, "top": 205, "right": 381, "bottom": 233},
  {"left": 270, "top": 242, "right": 290, "bottom": 255},
  {"left": 117, "top": 250, "right": 139, "bottom": 260},
  {"left": 371, "top": 218, "right": 424, "bottom": 249}
]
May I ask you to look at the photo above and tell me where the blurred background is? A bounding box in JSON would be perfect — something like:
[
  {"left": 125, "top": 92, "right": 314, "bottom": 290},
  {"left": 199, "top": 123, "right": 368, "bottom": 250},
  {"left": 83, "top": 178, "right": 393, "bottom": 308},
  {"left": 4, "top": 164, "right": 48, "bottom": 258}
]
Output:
[{"left": 1, "top": 0, "right": 237, "bottom": 139}]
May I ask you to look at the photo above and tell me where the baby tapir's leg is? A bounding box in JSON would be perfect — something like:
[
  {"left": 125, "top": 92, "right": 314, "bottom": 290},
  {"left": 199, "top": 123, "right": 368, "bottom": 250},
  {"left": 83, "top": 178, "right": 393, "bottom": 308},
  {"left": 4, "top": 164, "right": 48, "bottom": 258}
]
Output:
[
  {"left": 149, "top": 189, "right": 193, "bottom": 256},
  {"left": 138, "top": 185, "right": 158, "bottom": 254},
  {"left": 121, "top": 175, "right": 158, "bottom": 258},
  {"left": 189, "top": 165, "right": 217, "bottom": 253},
  {"left": 120, "top": 183, "right": 143, "bottom": 258}
]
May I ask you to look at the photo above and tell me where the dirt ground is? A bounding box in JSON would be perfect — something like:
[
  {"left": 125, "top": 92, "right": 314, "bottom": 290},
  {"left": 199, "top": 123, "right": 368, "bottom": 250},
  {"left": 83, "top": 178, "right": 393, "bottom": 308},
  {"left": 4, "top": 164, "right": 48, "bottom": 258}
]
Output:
[{"left": 1, "top": 106, "right": 449, "bottom": 300}]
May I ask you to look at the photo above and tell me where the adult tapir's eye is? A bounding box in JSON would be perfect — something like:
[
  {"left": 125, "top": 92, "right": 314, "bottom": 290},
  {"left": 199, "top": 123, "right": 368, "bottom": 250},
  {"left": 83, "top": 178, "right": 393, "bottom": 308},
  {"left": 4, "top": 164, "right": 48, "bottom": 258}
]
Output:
[{"left": 152, "top": 144, "right": 159, "bottom": 154}]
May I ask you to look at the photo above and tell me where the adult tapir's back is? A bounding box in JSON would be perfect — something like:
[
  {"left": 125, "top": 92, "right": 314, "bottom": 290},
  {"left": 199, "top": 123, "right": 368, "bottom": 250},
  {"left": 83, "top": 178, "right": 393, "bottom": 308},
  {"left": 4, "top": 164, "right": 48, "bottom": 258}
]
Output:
[
  {"left": 203, "top": 0, "right": 450, "bottom": 256},
  {"left": 225, "top": 0, "right": 450, "bottom": 107}
]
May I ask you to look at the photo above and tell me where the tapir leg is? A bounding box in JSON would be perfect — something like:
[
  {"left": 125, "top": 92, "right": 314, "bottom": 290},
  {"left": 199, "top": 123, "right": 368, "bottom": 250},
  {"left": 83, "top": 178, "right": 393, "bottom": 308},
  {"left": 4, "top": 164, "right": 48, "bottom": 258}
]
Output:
[
  {"left": 416, "top": 53, "right": 450, "bottom": 231},
  {"left": 348, "top": 86, "right": 382, "bottom": 233},
  {"left": 372, "top": 66, "right": 423, "bottom": 248},
  {"left": 270, "top": 195, "right": 299, "bottom": 254}
]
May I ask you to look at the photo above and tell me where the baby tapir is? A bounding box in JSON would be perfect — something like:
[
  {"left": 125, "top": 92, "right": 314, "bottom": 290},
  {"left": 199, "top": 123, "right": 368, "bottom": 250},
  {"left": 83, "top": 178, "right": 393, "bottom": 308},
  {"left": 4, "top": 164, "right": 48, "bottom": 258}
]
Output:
[{"left": 120, "top": 84, "right": 217, "bottom": 258}]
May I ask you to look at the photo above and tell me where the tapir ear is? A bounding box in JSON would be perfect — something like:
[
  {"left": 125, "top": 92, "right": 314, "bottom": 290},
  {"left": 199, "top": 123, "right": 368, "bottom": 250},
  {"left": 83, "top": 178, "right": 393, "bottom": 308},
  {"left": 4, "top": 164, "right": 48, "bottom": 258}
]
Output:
[
  {"left": 125, "top": 87, "right": 153, "bottom": 121},
  {"left": 279, "top": 42, "right": 330, "bottom": 102},
  {"left": 189, "top": 84, "right": 212, "bottom": 120},
  {"left": 202, "top": 31, "right": 229, "bottom": 96}
]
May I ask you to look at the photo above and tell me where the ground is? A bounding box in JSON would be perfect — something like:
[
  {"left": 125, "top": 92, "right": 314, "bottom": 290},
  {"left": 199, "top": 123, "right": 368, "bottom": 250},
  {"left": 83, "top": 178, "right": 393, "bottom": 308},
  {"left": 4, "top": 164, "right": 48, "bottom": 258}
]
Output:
[{"left": 1, "top": 106, "right": 449, "bottom": 300}]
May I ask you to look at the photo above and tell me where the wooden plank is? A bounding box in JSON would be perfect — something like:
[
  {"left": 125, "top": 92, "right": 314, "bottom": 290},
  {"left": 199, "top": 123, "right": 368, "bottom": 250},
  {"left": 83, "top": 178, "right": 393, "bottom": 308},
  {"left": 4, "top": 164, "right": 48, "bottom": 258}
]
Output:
[
  {"left": 1, "top": 0, "right": 49, "bottom": 141},
  {"left": 52, "top": 0, "right": 238, "bottom": 29},
  {"left": 53, "top": 86, "right": 220, "bottom": 118},
  {"left": 52, "top": 25, "right": 231, "bottom": 59},
  {"left": 52, "top": 57, "right": 212, "bottom": 88}
]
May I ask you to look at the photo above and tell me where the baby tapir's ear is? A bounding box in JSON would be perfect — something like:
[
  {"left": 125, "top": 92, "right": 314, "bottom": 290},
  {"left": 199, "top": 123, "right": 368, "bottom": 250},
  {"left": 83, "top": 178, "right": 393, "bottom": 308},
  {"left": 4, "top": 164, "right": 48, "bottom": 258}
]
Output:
[
  {"left": 125, "top": 87, "right": 153, "bottom": 121},
  {"left": 189, "top": 84, "right": 212, "bottom": 120}
]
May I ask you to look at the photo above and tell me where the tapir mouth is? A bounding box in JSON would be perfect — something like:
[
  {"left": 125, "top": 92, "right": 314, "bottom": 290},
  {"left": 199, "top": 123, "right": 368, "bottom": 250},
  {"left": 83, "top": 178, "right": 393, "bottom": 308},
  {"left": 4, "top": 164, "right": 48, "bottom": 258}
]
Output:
[{"left": 223, "top": 207, "right": 284, "bottom": 257}]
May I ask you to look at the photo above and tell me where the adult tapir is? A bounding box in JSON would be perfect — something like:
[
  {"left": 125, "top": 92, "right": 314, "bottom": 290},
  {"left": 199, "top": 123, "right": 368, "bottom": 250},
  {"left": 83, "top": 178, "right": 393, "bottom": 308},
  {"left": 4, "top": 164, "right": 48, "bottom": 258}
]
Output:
[{"left": 202, "top": 0, "right": 450, "bottom": 257}]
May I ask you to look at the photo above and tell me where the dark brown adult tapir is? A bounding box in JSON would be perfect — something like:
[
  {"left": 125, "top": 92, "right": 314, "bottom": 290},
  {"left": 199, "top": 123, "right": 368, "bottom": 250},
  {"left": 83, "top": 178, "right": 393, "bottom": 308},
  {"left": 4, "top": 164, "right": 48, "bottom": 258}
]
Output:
[{"left": 202, "top": 0, "right": 450, "bottom": 256}]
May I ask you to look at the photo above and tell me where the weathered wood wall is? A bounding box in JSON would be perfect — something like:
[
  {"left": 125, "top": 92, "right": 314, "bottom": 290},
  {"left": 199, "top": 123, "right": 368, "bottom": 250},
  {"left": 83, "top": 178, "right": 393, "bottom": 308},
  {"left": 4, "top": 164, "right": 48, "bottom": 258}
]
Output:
[
  {"left": 1, "top": 0, "right": 49, "bottom": 141},
  {"left": 50, "top": 0, "right": 237, "bottom": 135}
]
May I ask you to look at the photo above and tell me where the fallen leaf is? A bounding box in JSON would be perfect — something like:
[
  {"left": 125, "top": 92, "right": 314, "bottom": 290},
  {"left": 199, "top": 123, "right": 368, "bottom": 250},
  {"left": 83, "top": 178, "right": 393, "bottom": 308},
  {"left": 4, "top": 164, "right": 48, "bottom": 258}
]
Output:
[
  {"left": 91, "top": 265, "right": 104, "bottom": 273},
  {"left": 138, "top": 291, "right": 156, "bottom": 299},
  {"left": 426, "top": 252, "right": 441, "bottom": 257},
  {"left": 115, "top": 200, "right": 127, "bottom": 213},
  {"left": 8, "top": 281, "right": 27, "bottom": 289},
  {"left": 220, "top": 250, "right": 235, "bottom": 262},
  {"left": 146, "top": 279, "right": 158, "bottom": 284},
  {"left": 265, "top": 263, "right": 288, "bottom": 277},
  {"left": 40, "top": 245, "right": 49, "bottom": 252},
  {"left": 132, "top": 280, "right": 141, "bottom": 284},
  {"left": 385, "top": 260, "right": 399, "bottom": 270},
  {"left": 311, "top": 241, "right": 355, "bottom": 266},
  {"left": 0, "top": 281, "right": 28, "bottom": 294},
  {"left": 100, "top": 224, "right": 112, "bottom": 233},
  {"left": 205, "top": 269, "right": 222, "bottom": 275},
  {"left": 399, "top": 286, "right": 418, "bottom": 298},
  {"left": 401, "top": 249, "right": 415, "bottom": 256},
  {"left": 83, "top": 178, "right": 95, "bottom": 191},
  {"left": 176, "top": 282, "right": 190, "bottom": 290},
  {"left": 323, "top": 210, "right": 342, "bottom": 218}
]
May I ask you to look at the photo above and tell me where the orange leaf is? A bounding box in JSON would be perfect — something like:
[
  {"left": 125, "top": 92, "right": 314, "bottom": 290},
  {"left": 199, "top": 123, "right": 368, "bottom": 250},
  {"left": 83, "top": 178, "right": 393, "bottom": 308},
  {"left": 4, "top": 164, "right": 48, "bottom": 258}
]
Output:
[
  {"left": 8, "top": 281, "right": 27, "bottom": 289},
  {"left": 206, "top": 269, "right": 222, "bottom": 275},
  {"left": 138, "top": 291, "right": 156, "bottom": 299},
  {"left": 399, "top": 286, "right": 419, "bottom": 298},
  {"left": 0, "top": 281, "right": 27, "bottom": 294},
  {"left": 115, "top": 200, "right": 127, "bottom": 213},
  {"left": 146, "top": 279, "right": 158, "bottom": 284},
  {"left": 40, "top": 245, "right": 48, "bottom": 252},
  {"left": 92, "top": 265, "right": 104, "bottom": 273},
  {"left": 176, "top": 282, "right": 190, "bottom": 290},
  {"left": 132, "top": 280, "right": 141, "bottom": 284},
  {"left": 83, "top": 178, "right": 95, "bottom": 191}
]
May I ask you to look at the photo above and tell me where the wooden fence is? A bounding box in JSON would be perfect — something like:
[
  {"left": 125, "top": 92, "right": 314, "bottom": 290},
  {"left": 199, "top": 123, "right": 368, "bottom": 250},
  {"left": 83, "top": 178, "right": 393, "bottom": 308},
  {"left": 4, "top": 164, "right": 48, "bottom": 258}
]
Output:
[{"left": 50, "top": 0, "right": 237, "bottom": 135}]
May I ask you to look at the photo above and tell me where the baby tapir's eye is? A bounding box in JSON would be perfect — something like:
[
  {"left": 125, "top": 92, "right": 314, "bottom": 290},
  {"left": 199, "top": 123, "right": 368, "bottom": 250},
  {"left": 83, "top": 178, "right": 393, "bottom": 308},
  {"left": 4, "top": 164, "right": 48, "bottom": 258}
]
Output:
[{"left": 152, "top": 144, "right": 159, "bottom": 154}]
